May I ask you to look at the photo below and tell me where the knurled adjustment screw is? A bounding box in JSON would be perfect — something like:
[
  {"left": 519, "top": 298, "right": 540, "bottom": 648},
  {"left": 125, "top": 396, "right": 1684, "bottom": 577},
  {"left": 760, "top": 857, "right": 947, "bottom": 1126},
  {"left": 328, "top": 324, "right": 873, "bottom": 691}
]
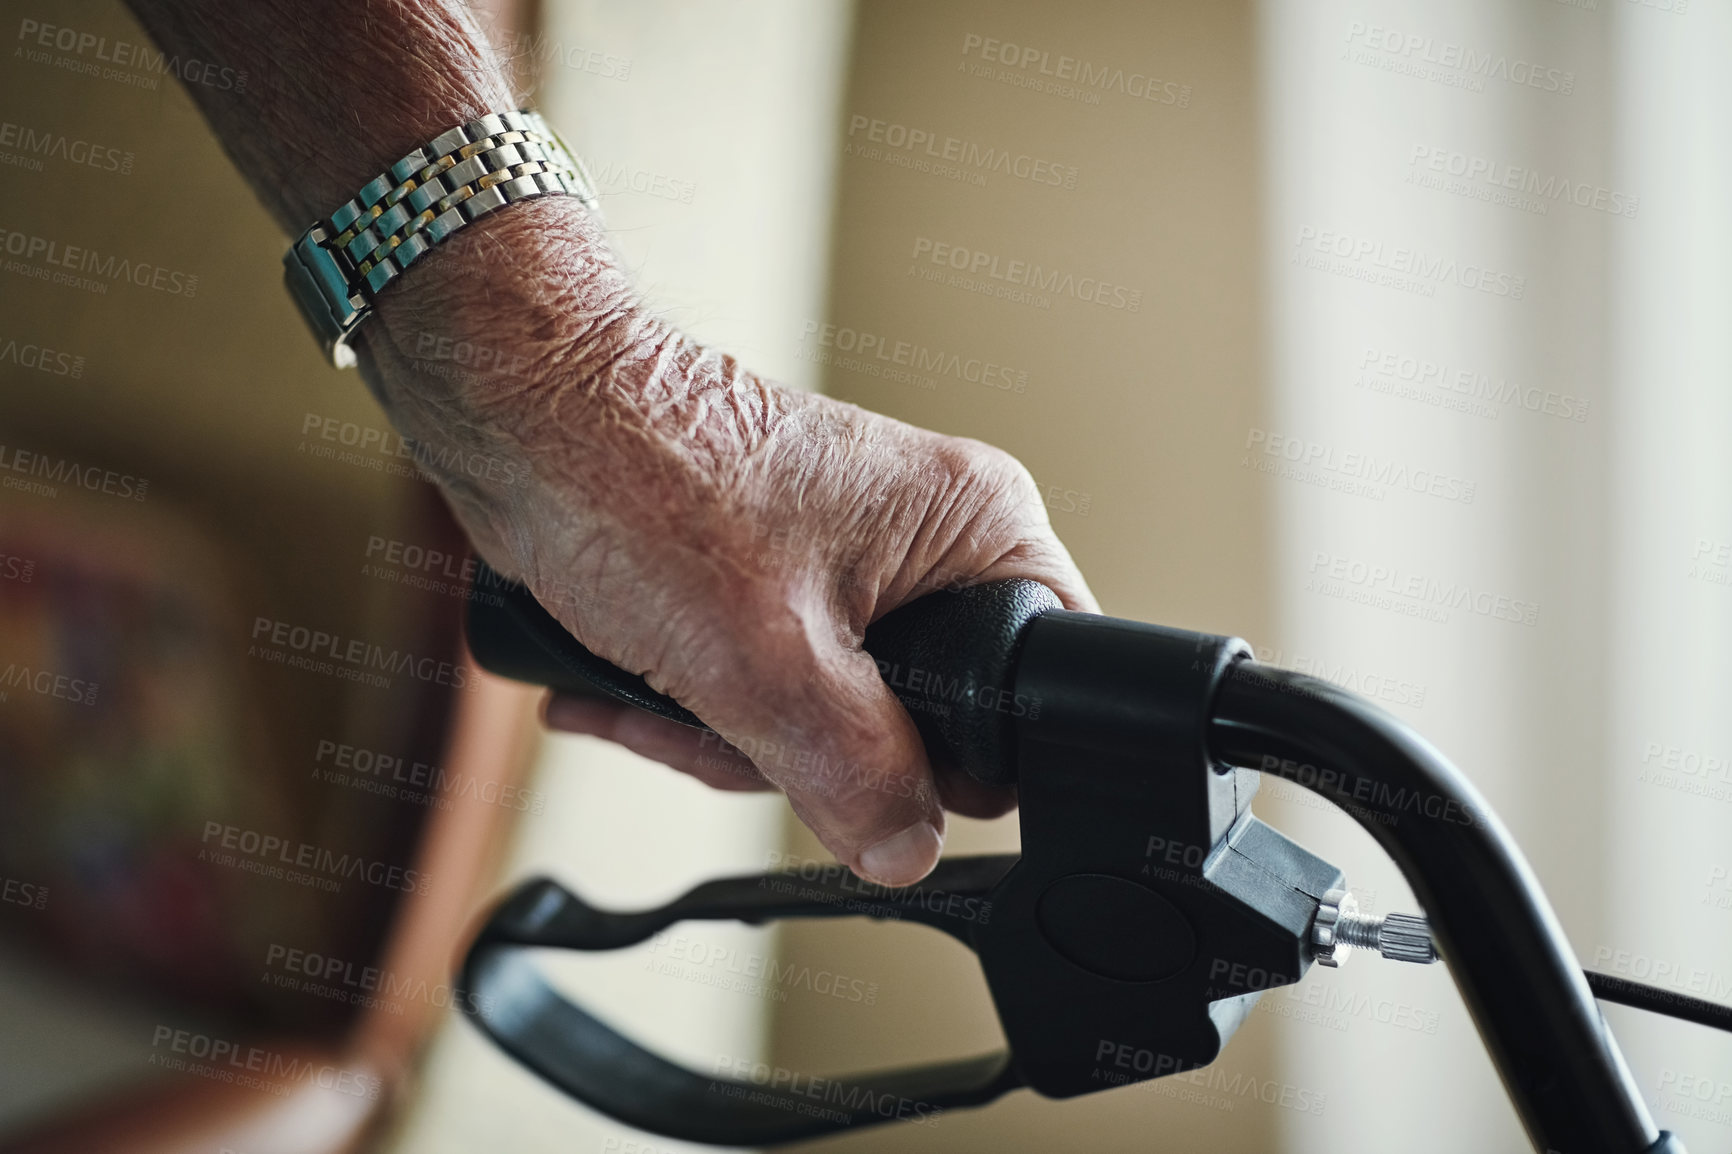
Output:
[{"left": 1310, "top": 889, "right": 1437, "bottom": 967}]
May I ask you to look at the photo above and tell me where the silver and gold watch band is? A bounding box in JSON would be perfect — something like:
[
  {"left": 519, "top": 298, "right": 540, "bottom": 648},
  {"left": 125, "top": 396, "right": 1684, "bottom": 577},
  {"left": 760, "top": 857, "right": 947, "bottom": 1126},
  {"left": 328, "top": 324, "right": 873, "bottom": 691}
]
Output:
[{"left": 283, "top": 108, "right": 598, "bottom": 368}]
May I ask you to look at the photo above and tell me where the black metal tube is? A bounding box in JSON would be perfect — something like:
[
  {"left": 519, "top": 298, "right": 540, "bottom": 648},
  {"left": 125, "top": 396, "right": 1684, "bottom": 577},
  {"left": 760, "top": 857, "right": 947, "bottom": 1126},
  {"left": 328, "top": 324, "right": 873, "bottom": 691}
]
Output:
[{"left": 1208, "top": 661, "right": 1660, "bottom": 1154}]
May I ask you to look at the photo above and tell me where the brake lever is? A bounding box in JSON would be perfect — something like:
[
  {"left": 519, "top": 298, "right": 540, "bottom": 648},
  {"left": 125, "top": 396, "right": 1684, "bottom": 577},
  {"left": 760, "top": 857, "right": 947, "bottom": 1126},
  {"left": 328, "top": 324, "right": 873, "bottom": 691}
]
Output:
[
  {"left": 462, "top": 856, "right": 1021, "bottom": 1145},
  {"left": 460, "top": 563, "right": 1347, "bottom": 1142}
]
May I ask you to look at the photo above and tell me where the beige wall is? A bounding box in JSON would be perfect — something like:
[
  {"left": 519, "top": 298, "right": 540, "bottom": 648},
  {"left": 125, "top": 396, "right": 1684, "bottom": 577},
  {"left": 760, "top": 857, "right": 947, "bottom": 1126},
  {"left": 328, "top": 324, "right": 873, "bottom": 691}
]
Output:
[{"left": 774, "top": 3, "right": 1276, "bottom": 1150}]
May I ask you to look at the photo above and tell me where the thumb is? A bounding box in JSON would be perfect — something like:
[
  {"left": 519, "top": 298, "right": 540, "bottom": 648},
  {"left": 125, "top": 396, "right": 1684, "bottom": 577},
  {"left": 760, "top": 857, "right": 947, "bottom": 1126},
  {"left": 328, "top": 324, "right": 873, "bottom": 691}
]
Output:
[{"left": 734, "top": 646, "right": 947, "bottom": 888}]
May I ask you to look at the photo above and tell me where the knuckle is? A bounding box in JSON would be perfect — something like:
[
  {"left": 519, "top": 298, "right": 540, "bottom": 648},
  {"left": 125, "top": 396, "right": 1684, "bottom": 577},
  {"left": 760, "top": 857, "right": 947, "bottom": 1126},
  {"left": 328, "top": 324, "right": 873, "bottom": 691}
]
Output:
[
  {"left": 935, "top": 434, "right": 1008, "bottom": 478},
  {"left": 932, "top": 436, "right": 1038, "bottom": 509},
  {"left": 999, "top": 456, "right": 1043, "bottom": 507}
]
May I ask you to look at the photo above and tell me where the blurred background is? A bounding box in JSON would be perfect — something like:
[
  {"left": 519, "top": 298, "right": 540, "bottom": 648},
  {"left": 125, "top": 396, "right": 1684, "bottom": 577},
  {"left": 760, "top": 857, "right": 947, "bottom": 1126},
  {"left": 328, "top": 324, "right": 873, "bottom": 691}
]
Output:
[{"left": 0, "top": 0, "right": 1727, "bottom": 1152}]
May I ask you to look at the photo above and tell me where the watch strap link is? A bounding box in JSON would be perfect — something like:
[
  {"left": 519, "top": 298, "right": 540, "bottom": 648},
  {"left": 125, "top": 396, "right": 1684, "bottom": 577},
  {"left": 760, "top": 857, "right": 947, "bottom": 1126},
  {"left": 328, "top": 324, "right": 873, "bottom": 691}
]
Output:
[{"left": 284, "top": 109, "right": 597, "bottom": 368}]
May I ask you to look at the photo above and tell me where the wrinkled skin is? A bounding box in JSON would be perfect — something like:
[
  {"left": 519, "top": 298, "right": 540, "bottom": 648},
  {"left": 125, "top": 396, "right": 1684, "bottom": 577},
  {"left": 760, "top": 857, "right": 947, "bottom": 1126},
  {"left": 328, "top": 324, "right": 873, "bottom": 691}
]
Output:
[{"left": 360, "top": 199, "right": 1097, "bottom": 885}]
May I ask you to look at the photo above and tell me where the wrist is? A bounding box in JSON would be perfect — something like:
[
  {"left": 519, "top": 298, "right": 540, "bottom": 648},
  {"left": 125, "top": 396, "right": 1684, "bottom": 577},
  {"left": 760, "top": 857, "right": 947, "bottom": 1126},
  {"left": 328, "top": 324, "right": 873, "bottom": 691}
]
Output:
[
  {"left": 353, "top": 195, "right": 699, "bottom": 541},
  {"left": 352, "top": 191, "right": 801, "bottom": 595},
  {"left": 359, "top": 194, "right": 634, "bottom": 426}
]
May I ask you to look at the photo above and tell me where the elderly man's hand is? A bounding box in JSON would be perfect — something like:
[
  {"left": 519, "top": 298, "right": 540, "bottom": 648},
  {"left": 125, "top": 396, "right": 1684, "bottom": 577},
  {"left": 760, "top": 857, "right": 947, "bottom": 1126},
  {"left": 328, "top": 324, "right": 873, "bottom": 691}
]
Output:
[
  {"left": 112, "top": 0, "right": 1093, "bottom": 887},
  {"left": 358, "top": 198, "right": 1095, "bottom": 887}
]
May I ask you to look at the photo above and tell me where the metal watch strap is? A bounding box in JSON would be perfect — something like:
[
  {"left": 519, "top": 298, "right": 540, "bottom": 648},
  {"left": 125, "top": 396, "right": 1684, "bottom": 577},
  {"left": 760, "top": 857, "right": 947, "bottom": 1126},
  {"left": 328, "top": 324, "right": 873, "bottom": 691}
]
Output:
[{"left": 283, "top": 109, "right": 598, "bottom": 369}]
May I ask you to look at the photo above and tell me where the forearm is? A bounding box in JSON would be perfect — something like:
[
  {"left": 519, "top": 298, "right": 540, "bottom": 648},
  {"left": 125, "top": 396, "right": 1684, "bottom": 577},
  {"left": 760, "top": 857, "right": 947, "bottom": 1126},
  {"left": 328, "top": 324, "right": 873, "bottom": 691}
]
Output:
[
  {"left": 119, "top": 0, "right": 729, "bottom": 535},
  {"left": 121, "top": 0, "right": 515, "bottom": 230}
]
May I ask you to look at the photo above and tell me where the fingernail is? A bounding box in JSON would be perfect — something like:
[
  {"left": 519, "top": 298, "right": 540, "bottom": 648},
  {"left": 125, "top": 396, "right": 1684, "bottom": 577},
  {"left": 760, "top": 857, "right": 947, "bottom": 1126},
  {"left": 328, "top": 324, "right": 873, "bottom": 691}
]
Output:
[{"left": 857, "top": 821, "right": 943, "bottom": 887}]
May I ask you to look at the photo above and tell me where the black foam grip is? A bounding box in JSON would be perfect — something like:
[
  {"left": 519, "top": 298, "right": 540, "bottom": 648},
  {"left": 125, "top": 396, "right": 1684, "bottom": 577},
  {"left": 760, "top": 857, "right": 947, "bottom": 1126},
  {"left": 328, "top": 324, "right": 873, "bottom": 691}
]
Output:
[
  {"left": 861, "top": 578, "right": 1060, "bottom": 787},
  {"left": 464, "top": 562, "right": 1059, "bottom": 786}
]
